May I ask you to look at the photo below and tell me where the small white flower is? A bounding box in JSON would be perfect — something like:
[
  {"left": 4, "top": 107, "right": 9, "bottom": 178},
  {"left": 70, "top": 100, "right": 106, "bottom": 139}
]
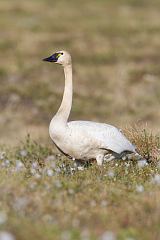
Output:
[
  {"left": 77, "top": 166, "right": 84, "bottom": 171},
  {"left": 0, "top": 152, "right": 6, "bottom": 160},
  {"left": 107, "top": 170, "right": 115, "bottom": 178},
  {"left": 61, "top": 231, "right": 71, "bottom": 240},
  {"left": 30, "top": 168, "right": 37, "bottom": 175},
  {"left": 90, "top": 200, "right": 96, "bottom": 207},
  {"left": 45, "top": 155, "right": 56, "bottom": 162},
  {"left": 15, "top": 160, "right": 24, "bottom": 171},
  {"left": 125, "top": 162, "right": 130, "bottom": 167},
  {"left": 60, "top": 163, "right": 65, "bottom": 168},
  {"left": 32, "top": 162, "right": 38, "bottom": 169},
  {"left": 19, "top": 150, "right": 27, "bottom": 157},
  {"left": 1, "top": 160, "right": 10, "bottom": 168},
  {"left": 29, "top": 182, "right": 37, "bottom": 190},
  {"left": 100, "top": 231, "right": 116, "bottom": 240},
  {"left": 0, "top": 212, "right": 7, "bottom": 225},
  {"left": 70, "top": 167, "right": 76, "bottom": 172},
  {"left": 55, "top": 167, "right": 61, "bottom": 174},
  {"left": 50, "top": 162, "right": 56, "bottom": 169},
  {"left": 72, "top": 218, "right": 79, "bottom": 228},
  {"left": 34, "top": 173, "right": 41, "bottom": 179},
  {"left": 47, "top": 169, "right": 54, "bottom": 177},
  {"left": 125, "top": 168, "right": 128, "bottom": 174},
  {"left": 101, "top": 200, "right": 108, "bottom": 207},
  {"left": 136, "top": 185, "right": 144, "bottom": 193},
  {"left": 122, "top": 156, "right": 127, "bottom": 161},
  {"left": 157, "top": 161, "right": 160, "bottom": 169},
  {"left": 54, "top": 180, "right": 62, "bottom": 188},
  {"left": 80, "top": 229, "right": 90, "bottom": 240},
  {"left": 73, "top": 161, "right": 84, "bottom": 170},
  {"left": 0, "top": 231, "right": 15, "bottom": 240},
  {"left": 43, "top": 214, "right": 53, "bottom": 223},
  {"left": 137, "top": 160, "right": 148, "bottom": 168},
  {"left": 13, "top": 197, "right": 29, "bottom": 211},
  {"left": 125, "top": 238, "right": 135, "bottom": 240},
  {"left": 151, "top": 174, "right": 160, "bottom": 185},
  {"left": 68, "top": 189, "right": 74, "bottom": 195}
]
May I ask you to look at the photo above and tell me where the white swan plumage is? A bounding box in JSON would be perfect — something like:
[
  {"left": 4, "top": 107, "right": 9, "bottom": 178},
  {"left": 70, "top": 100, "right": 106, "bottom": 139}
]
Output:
[{"left": 43, "top": 50, "right": 137, "bottom": 165}]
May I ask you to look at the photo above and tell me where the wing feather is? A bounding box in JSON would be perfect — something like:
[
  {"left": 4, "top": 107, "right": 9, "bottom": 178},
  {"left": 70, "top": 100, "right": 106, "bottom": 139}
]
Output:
[{"left": 68, "top": 121, "right": 136, "bottom": 154}]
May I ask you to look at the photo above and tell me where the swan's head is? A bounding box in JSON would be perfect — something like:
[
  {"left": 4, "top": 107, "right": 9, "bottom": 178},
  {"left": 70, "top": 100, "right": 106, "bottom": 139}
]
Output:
[{"left": 43, "top": 50, "right": 71, "bottom": 66}]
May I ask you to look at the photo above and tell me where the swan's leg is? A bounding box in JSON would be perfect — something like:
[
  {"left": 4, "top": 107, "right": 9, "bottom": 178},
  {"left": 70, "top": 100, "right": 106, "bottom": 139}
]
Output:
[
  {"left": 96, "top": 154, "right": 104, "bottom": 166},
  {"left": 104, "top": 154, "right": 116, "bottom": 162},
  {"left": 74, "top": 159, "right": 85, "bottom": 170}
]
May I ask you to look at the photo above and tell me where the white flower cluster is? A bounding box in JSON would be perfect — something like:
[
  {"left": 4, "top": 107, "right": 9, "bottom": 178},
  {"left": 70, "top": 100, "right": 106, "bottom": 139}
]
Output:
[
  {"left": 100, "top": 231, "right": 116, "bottom": 240},
  {"left": 0, "top": 232, "right": 15, "bottom": 240},
  {"left": 151, "top": 174, "right": 160, "bottom": 185}
]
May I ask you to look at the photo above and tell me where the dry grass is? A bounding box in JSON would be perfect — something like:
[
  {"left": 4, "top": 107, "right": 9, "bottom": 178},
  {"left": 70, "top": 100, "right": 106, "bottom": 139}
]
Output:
[{"left": 125, "top": 125, "right": 160, "bottom": 162}]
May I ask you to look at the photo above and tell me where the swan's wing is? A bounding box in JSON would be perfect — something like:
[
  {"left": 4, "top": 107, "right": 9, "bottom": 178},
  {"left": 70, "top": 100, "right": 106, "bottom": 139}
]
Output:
[
  {"left": 68, "top": 121, "right": 136, "bottom": 154},
  {"left": 99, "top": 125, "right": 136, "bottom": 154}
]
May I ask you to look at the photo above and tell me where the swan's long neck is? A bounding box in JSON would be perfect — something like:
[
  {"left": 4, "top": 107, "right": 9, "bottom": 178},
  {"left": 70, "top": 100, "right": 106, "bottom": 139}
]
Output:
[{"left": 54, "top": 64, "right": 72, "bottom": 123}]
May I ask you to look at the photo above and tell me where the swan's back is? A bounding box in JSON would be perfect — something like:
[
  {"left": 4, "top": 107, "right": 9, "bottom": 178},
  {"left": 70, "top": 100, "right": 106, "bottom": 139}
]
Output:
[{"left": 68, "top": 121, "right": 136, "bottom": 154}]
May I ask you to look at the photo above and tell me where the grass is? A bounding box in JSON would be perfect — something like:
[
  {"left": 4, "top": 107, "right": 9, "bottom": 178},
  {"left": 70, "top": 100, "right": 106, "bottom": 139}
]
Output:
[
  {"left": 0, "top": 131, "right": 159, "bottom": 240},
  {"left": 0, "top": 0, "right": 160, "bottom": 239}
]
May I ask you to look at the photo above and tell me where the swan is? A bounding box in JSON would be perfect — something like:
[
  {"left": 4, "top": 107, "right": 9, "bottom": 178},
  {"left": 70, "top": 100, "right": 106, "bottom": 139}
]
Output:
[{"left": 43, "top": 50, "right": 140, "bottom": 165}]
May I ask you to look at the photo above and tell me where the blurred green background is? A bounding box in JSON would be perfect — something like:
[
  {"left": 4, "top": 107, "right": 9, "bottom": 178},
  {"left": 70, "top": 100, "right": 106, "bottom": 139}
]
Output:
[{"left": 0, "top": 0, "right": 160, "bottom": 145}]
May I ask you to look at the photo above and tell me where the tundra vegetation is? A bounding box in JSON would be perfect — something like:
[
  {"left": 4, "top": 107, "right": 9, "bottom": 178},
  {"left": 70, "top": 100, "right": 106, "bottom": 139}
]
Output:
[{"left": 0, "top": 0, "right": 160, "bottom": 239}]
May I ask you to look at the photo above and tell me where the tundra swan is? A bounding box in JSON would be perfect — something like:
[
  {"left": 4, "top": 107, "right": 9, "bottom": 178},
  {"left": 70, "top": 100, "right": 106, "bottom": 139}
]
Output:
[{"left": 43, "top": 50, "right": 140, "bottom": 165}]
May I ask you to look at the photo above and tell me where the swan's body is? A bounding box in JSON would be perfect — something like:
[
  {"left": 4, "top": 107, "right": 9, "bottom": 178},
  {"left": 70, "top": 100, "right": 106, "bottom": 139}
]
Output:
[
  {"left": 43, "top": 50, "right": 137, "bottom": 165},
  {"left": 49, "top": 120, "right": 136, "bottom": 162}
]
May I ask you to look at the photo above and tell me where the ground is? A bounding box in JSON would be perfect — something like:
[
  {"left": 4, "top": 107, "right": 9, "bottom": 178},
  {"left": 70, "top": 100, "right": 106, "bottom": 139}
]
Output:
[{"left": 0, "top": 0, "right": 160, "bottom": 239}]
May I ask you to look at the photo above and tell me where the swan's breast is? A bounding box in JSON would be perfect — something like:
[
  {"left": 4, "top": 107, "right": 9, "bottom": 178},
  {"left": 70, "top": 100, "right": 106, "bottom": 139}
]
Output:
[{"left": 49, "top": 120, "right": 100, "bottom": 159}]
